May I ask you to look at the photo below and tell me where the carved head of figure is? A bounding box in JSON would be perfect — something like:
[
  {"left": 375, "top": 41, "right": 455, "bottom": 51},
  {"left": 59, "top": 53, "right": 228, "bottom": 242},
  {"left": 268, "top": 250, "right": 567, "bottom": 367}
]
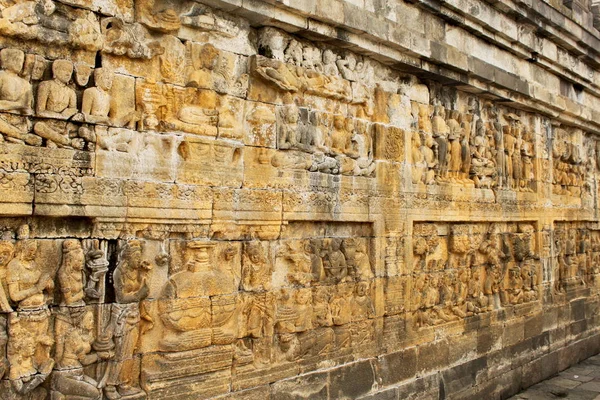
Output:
[
  {"left": 284, "top": 39, "right": 303, "bottom": 65},
  {"left": 40, "top": 0, "right": 56, "bottom": 16},
  {"left": 330, "top": 238, "right": 342, "bottom": 252},
  {"left": 196, "top": 44, "right": 220, "bottom": 71},
  {"left": 94, "top": 68, "right": 114, "bottom": 91},
  {"left": 433, "top": 105, "right": 446, "bottom": 119},
  {"left": 0, "top": 48, "right": 24, "bottom": 74},
  {"left": 62, "top": 239, "right": 84, "bottom": 270},
  {"left": 121, "top": 239, "right": 150, "bottom": 271},
  {"left": 344, "top": 52, "right": 357, "bottom": 70},
  {"left": 223, "top": 245, "right": 236, "bottom": 261},
  {"left": 295, "top": 288, "right": 312, "bottom": 305},
  {"left": 245, "top": 241, "right": 266, "bottom": 265},
  {"left": 284, "top": 107, "right": 298, "bottom": 124},
  {"left": 258, "top": 27, "right": 289, "bottom": 60},
  {"left": 52, "top": 60, "right": 74, "bottom": 84},
  {"left": 322, "top": 49, "right": 336, "bottom": 65},
  {"left": 0, "top": 241, "right": 14, "bottom": 268},
  {"left": 413, "top": 237, "right": 428, "bottom": 257},
  {"left": 333, "top": 115, "right": 345, "bottom": 130},
  {"left": 341, "top": 238, "right": 356, "bottom": 258},
  {"left": 81, "top": 309, "right": 95, "bottom": 334},
  {"left": 356, "top": 281, "right": 369, "bottom": 297},
  {"left": 345, "top": 117, "right": 354, "bottom": 133},
  {"left": 18, "top": 239, "right": 37, "bottom": 262},
  {"left": 418, "top": 104, "right": 431, "bottom": 120}
]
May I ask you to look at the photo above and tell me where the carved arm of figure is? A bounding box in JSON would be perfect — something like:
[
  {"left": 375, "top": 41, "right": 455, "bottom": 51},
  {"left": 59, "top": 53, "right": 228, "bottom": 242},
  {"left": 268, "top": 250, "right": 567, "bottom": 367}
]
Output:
[
  {"left": 0, "top": 287, "right": 11, "bottom": 312},
  {"left": 8, "top": 273, "right": 51, "bottom": 303},
  {"left": 12, "top": 374, "right": 47, "bottom": 394}
]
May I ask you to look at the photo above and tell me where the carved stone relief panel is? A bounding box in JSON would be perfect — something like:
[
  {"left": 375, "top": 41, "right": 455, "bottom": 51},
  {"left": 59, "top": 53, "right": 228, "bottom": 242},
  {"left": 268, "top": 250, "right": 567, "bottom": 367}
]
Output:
[
  {"left": 408, "top": 97, "right": 540, "bottom": 193},
  {"left": 406, "top": 222, "right": 541, "bottom": 329},
  {"left": 553, "top": 222, "right": 600, "bottom": 293},
  {"left": 552, "top": 127, "right": 593, "bottom": 199}
]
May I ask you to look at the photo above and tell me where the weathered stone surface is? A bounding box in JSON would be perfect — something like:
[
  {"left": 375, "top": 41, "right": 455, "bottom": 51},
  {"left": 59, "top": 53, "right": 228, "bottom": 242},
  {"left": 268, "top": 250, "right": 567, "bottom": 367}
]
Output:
[{"left": 0, "top": 0, "right": 598, "bottom": 399}]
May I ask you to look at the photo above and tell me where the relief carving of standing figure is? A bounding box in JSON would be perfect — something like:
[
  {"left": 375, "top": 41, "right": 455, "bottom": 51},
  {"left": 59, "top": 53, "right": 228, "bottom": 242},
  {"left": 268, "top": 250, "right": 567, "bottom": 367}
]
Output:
[{"left": 6, "top": 236, "right": 54, "bottom": 396}]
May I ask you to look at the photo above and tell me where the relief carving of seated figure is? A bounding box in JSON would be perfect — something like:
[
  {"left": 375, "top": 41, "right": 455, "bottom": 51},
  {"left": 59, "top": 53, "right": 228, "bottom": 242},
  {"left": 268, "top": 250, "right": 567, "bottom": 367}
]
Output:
[
  {"left": 175, "top": 88, "right": 218, "bottom": 134},
  {"left": 51, "top": 310, "right": 101, "bottom": 400},
  {"left": 34, "top": 59, "right": 82, "bottom": 148},
  {"left": 0, "top": 48, "right": 40, "bottom": 145},
  {"left": 187, "top": 43, "right": 225, "bottom": 91},
  {"left": 159, "top": 242, "right": 232, "bottom": 351},
  {"left": 80, "top": 68, "right": 139, "bottom": 128}
]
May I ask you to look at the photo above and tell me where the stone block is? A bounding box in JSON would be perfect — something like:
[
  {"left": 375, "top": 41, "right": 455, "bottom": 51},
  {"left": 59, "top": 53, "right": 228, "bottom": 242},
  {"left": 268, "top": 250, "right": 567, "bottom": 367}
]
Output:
[
  {"left": 416, "top": 339, "right": 449, "bottom": 373},
  {"left": 376, "top": 346, "right": 417, "bottom": 386},
  {"left": 271, "top": 371, "right": 329, "bottom": 400},
  {"left": 329, "top": 360, "right": 377, "bottom": 399}
]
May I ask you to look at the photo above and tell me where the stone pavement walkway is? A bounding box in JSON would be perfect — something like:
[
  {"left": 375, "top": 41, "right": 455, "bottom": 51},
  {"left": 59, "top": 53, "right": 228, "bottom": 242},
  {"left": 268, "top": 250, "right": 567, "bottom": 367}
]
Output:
[{"left": 510, "top": 353, "right": 600, "bottom": 400}]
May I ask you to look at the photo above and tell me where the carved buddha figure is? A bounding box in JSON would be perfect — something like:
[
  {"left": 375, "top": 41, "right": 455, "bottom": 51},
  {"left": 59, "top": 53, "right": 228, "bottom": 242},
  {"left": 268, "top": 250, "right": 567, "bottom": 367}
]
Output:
[
  {"left": 277, "top": 106, "right": 299, "bottom": 150},
  {"left": 420, "top": 132, "right": 437, "bottom": 185},
  {"left": 323, "top": 238, "right": 348, "bottom": 283},
  {"left": 331, "top": 115, "right": 351, "bottom": 156},
  {"left": 447, "top": 110, "right": 463, "bottom": 182},
  {"left": 34, "top": 59, "right": 82, "bottom": 148},
  {"left": 331, "top": 283, "right": 353, "bottom": 326},
  {"left": 294, "top": 288, "right": 313, "bottom": 332},
  {"left": 81, "top": 68, "right": 112, "bottom": 125},
  {"left": 0, "top": 48, "right": 32, "bottom": 114},
  {"left": 431, "top": 105, "right": 449, "bottom": 180},
  {"left": 7, "top": 239, "right": 53, "bottom": 311},
  {"left": 312, "top": 286, "right": 333, "bottom": 327},
  {"left": 188, "top": 43, "right": 220, "bottom": 90},
  {"left": 411, "top": 131, "right": 426, "bottom": 184},
  {"left": 82, "top": 68, "right": 139, "bottom": 129},
  {"left": 354, "top": 239, "right": 373, "bottom": 281},
  {"left": 36, "top": 59, "right": 78, "bottom": 120},
  {"left": 0, "top": 48, "right": 40, "bottom": 145}
]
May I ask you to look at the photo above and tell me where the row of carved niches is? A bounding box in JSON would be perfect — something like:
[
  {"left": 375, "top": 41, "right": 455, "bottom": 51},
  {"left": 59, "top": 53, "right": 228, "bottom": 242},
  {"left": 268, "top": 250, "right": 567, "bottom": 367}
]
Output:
[
  {"left": 392, "top": 222, "right": 541, "bottom": 329},
  {"left": 553, "top": 222, "right": 600, "bottom": 293},
  {"left": 0, "top": 47, "right": 138, "bottom": 151},
  {"left": 0, "top": 221, "right": 375, "bottom": 398}
]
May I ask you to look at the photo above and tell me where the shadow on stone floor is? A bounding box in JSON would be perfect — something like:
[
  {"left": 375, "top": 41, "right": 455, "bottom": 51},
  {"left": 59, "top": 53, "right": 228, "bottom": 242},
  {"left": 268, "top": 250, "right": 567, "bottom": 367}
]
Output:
[{"left": 510, "top": 354, "right": 600, "bottom": 400}]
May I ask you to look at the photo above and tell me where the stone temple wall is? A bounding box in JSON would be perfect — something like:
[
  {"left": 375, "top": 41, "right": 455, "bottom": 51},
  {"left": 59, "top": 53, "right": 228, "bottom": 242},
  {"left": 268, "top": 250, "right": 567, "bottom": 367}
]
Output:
[{"left": 0, "top": 0, "right": 599, "bottom": 399}]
